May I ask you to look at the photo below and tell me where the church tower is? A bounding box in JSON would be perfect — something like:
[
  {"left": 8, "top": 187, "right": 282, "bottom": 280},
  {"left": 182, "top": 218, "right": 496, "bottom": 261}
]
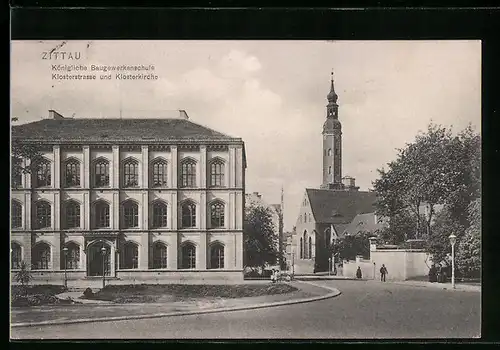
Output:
[{"left": 321, "top": 71, "right": 343, "bottom": 190}]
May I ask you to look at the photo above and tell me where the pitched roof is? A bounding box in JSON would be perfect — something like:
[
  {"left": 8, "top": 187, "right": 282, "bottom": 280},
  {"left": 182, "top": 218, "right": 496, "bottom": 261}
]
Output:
[
  {"left": 306, "top": 188, "right": 377, "bottom": 225},
  {"left": 342, "top": 212, "right": 388, "bottom": 237},
  {"left": 12, "top": 118, "right": 239, "bottom": 142}
]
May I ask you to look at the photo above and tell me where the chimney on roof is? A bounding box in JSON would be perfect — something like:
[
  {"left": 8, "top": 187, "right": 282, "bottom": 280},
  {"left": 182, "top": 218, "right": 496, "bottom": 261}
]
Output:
[
  {"left": 49, "top": 110, "right": 65, "bottom": 120},
  {"left": 179, "top": 110, "right": 189, "bottom": 120}
]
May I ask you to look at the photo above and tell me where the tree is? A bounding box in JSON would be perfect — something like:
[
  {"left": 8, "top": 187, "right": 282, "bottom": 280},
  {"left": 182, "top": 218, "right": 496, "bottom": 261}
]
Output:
[
  {"left": 243, "top": 204, "right": 280, "bottom": 269},
  {"left": 14, "top": 261, "right": 33, "bottom": 295},
  {"left": 11, "top": 138, "right": 44, "bottom": 185},
  {"left": 330, "top": 233, "right": 371, "bottom": 262},
  {"left": 427, "top": 206, "right": 466, "bottom": 266},
  {"left": 373, "top": 123, "right": 480, "bottom": 253},
  {"left": 456, "top": 198, "right": 481, "bottom": 278}
]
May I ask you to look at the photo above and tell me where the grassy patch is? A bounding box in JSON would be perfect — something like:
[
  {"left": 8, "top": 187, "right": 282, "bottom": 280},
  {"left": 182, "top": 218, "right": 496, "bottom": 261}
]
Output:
[
  {"left": 88, "top": 283, "right": 298, "bottom": 304},
  {"left": 11, "top": 285, "right": 73, "bottom": 307}
]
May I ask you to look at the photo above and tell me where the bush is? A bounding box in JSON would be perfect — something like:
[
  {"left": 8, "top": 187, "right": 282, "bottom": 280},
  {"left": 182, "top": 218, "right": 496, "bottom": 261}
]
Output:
[
  {"left": 83, "top": 287, "right": 94, "bottom": 299},
  {"left": 11, "top": 285, "right": 67, "bottom": 307}
]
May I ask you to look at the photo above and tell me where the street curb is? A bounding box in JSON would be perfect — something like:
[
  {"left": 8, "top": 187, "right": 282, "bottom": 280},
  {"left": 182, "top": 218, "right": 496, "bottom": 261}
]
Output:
[{"left": 11, "top": 281, "right": 341, "bottom": 328}]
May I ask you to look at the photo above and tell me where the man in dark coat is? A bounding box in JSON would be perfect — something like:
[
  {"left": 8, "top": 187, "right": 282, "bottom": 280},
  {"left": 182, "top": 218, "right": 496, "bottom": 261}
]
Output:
[
  {"left": 356, "top": 266, "right": 362, "bottom": 279},
  {"left": 380, "top": 264, "right": 388, "bottom": 282}
]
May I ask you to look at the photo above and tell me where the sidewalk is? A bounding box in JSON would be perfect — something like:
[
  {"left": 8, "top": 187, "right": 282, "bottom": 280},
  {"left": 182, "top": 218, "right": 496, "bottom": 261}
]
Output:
[
  {"left": 11, "top": 281, "right": 337, "bottom": 327},
  {"left": 371, "top": 279, "right": 481, "bottom": 292}
]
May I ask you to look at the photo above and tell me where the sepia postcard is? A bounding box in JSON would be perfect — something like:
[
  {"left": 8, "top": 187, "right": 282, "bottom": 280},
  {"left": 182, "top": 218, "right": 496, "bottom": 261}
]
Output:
[{"left": 10, "top": 40, "right": 481, "bottom": 340}]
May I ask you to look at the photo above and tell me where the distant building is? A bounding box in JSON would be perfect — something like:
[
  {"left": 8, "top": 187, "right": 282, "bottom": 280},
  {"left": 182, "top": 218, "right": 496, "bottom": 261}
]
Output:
[{"left": 11, "top": 109, "right": 247, "bottom": 282}]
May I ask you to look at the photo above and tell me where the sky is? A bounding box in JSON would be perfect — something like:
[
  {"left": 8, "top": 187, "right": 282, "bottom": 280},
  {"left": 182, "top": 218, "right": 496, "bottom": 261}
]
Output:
[{"left": 11, "top": 40, "right": 481, "bottom": 231}]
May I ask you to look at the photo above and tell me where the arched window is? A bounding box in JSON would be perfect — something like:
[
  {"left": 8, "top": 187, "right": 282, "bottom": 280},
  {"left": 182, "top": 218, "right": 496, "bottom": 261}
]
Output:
[
  {"left": 152, "top": 242, "right": 167, "bottom": 268},
  {"left": 181, "top": 201, "right": 196, "bottom": 228},
  {"left": 210, "top": 201, "right": 225, "bottom": 228},
  {"left": 122, "top": 201, "right": 139, "bottom": 228},
  {"left": 152, "top": 201, "right": 168, "bottom": 228},
  {"left": 11, "top": 242, "right": 22, "bottom": 269},
  {"left": 123, "top": 158, "right": 139, "bottom": 187},
  {"left": 210, "top": 243, "right": 224, "bottom": 269},
  {"left": 304, "top": 213, "right": 307, "bottom": 223},
  {"left": 11, "top": 201, "right": 22, "bottom": 228},
  {"left": 34, "top": 159, "right": 51, "bottom": 187},
  {"left": 209, "top": 159, "right": 225, "bottom": 187},
  {"left": 122, "top": 242, "right": 139, "bottom": 269},
  {"left": 65, "top": 200, "right": 80, "bottom": 229},
  {"left": 32, "top": 242, "right": 50, "bottom": 269},
  {"left": 34, "top": 201, "right": 51, "bottom": 229},
  {"left": 308, "top": 236, "right": 312, "bottom": 259},
  {"left": 303, "top": 231, "right": 308, "bottom": 259},
  {"left": 64, "top": 242, "right": 80, "bottom": 269},
  {"left": 94, "top": 201, "right": 110, "bottom": 228},
  {"left": 309, "top": 213, "right": 312, "bottom": 222},
  {"left": 94, "top": 159, "right": 110, "bottom": 187},
  {"left": 325, "top": 228, "right": 331, "bottom": 249},
  {"left": 151, "top": 159, "right": 168, "bottom": 187},
  {"left": 64, "top": 159, "right": 80, "bottom": 187},
  {"left": 299, "top": 237, "right": 303, "bottom": 259},
  {"left": 328, "top": 166, "right": 332, "bottom": 174},
  {"left": 180, "top": 159, "right": 196, "bottom": 188},
  {"left": 327, "top": 148, "right": 332, "bottom": 156},
  {"left": 181, "top": 243, "right": 196, "bottom": 269}
]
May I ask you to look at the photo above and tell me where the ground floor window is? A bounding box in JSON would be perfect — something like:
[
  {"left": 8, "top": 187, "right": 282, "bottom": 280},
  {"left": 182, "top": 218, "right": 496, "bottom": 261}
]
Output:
[
  {"left": 32, "top": 242, "right": 51, "bottom": 269},
  {"left": 181, "top": 243, "right": 196, "bottom": 269},
  {"left": 152, "top": 242, "right": 167, "bottom": 269},
  {"left": 210, "top": 244, "right": 224, "bottom": 269},
  {"left": 64, "top": 243, "right": 80, "bottom": 269},
  {"left": 11, "top": 243, "right": 22, "bottom": 269},
  {"left": 122, "top": 242, "right": 139, "bottom": 269}
]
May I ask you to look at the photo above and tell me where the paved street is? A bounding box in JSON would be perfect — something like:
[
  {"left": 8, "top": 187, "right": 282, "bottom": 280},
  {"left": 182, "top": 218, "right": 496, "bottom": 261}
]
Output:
[{"left": 11, "top": 280, "right": 480, "bottom": 339}]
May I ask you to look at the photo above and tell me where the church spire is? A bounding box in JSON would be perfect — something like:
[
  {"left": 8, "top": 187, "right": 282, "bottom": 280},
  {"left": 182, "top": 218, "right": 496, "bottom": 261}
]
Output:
[{"left": 327, "top": 70, "right": 338, "bottom": 104}]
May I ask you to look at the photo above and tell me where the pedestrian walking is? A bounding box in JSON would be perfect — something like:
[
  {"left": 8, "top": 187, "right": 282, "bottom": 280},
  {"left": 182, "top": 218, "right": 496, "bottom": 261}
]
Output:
[
  {"left": 356, "top": 266, "right": 362, "bottom": 279},
  {"left": 380, "top": 264, "right": 388, "bottom": 282}
]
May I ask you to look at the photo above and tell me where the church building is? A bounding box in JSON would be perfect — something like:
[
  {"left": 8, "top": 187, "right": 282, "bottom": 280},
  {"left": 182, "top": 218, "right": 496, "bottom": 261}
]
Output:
[
  {"left": 11, "top": 109, "right": 246, "bottom": 283},
  {"left": 290, "top": 73, "right": 377, "bottom": 274}
]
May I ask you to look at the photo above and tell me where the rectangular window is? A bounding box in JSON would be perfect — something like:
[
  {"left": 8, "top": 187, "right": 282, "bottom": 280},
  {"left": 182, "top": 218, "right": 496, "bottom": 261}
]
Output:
[
  {"left": 94, "top": 162, "right": 110, "bottom": 187},
  {"left": 65, "top": 161, "right": 80, "bottom": 187},
  {"left": 123, "top": 162, "right": 139, "bottom": 187},
  {"left": 35, "top": 161, "right": 51, "bottom": 187},
  {"left": 210, "top": 162, "right": 224, "bottom": 187},
  {"left": 152, "top": 161, "right": 168, "bottom": 187},
  {"left": 180, "top": 162, "right": 196, "bottom": 188}
]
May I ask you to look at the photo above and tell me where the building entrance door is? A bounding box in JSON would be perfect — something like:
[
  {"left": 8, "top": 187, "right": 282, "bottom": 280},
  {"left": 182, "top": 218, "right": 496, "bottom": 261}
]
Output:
[{"left": 87, "top": 243, "right": 111, "bottom": 276}]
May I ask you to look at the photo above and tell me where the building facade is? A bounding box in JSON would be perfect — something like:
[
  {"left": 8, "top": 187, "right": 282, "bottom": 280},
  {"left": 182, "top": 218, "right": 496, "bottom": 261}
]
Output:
[{"left": 11, "top": 110, "right": 247, "bottom": 282}]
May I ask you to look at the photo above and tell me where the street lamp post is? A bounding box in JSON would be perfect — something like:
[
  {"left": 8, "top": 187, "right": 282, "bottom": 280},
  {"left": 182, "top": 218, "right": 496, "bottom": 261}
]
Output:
[
  {"left": 449, "top": 234, "right": 456, "bottom": 289},
  {"left": 62, "top": 247, "right": 68, "bottom": 289},
  {"left": 101, "top": 246, "right": 107, "bottom": 289},
  {"left": 328, "top": 257, "right": 332, "bottom": 276},
  {"left": 291, "top": 252, "right": 295, "bottom": 279}
]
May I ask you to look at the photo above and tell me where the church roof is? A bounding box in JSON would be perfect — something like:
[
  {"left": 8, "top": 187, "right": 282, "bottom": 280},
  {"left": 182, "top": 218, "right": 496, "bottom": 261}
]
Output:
[
  {"left": 306, "top": 189, "right": 377, "bottom": 225},
  {"left": 342, "top": 212, "right": 388, "bottom": 237},
  {"left": 12, "top": 118, "right": 240, "bottom": 143}
]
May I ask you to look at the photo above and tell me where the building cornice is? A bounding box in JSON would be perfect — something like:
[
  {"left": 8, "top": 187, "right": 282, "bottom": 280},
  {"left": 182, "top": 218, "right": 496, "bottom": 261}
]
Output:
[{"left": 11, "top": 138, "right": 245, "bottom": 146}]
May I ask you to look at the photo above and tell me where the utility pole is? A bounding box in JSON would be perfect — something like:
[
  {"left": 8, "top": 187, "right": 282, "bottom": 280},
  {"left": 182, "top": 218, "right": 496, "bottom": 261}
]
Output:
[{"left": 279, "top": 186, "right": 284, "bottom": 270}]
